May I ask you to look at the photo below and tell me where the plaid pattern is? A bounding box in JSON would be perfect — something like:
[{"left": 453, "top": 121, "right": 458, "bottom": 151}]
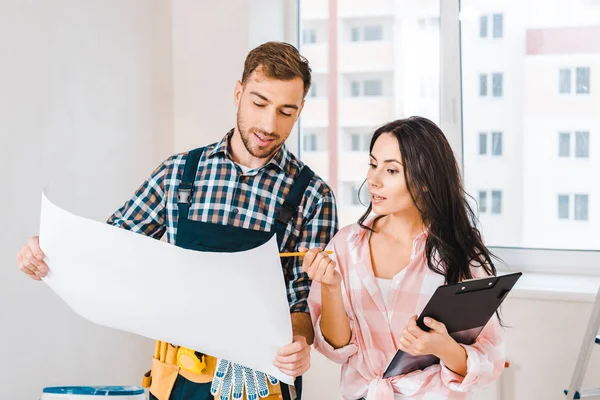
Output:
[
  {"left": 308, "top": 220, "right": 505, "bottom": 400},
  {"left": 108, "top": 130, "right": 338, "bottom": 313}
]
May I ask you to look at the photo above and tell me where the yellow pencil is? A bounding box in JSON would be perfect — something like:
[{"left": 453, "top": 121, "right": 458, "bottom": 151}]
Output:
[{"left": 279, "top": 250, "right": 334, "bottom": 257}]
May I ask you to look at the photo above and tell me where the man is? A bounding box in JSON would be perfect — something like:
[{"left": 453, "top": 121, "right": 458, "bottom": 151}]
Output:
[{"left": 16, "top": 41, "right": 338, "bottom": 400}]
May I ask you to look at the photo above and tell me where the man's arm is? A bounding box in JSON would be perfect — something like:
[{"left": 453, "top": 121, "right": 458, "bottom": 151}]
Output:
[
  {"left": 107, "top": 155, "right": 178, "bottom": 237},
  {"left": 285, "top": 184, "right": 338, "bottom": 326},
  {"left": 273, "top": 184, "right": 338, "bottom": 377},
  {"left": 291, "top": 311, "right": 314, "bottom": 345}
]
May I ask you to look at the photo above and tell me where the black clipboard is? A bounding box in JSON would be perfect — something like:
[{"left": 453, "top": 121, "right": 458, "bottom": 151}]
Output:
[{"left": 382, "top": 272, "right": 522, "bottom": 379}]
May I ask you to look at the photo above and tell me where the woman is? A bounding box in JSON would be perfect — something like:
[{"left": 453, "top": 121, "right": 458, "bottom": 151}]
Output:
[{"left": 302, "top": 117, "right": 505, "bottom": 399}]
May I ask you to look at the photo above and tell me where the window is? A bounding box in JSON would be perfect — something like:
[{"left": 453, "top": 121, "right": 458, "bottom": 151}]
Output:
[
  {"left": 302, "top": 29, "right": 316, "bottom": 44},
  {"left": 350, "top": 79, "right": 383, "bottom": 97},
  {"left": 479, "top": 133, "right": 487, "bottom": 154},
  {"left": 348, "top": 132, "right": 371, "bottom": 152},
  {"left": 575, "top": 194, "right": 589, "bottom": 220},
  {"left": 480, "top": 14, "right": 502, "bottom": 38},
  {"left": 350, "top": 25, "right": 384, "bottom": 42},
  {"left": 559, "top": 131, "right": 590, "bottom": 158},
  {"left": 491, "top": 190, "right": 502, "bottom": 214},
  {"left": 479, "top": 74, "right": 488, "bottom": 96},
  {"left": 479, "top": 73, "right": 502, "bottom": 97},
  {"left": 344, "top": 182, "right": 370, "bottom": 206},
  {"left": 479, "top": 16, "right": 488, "bottom": 38},
  {"left": 351, "top": 27, "right": 360, "bottom": 42},
  {"left": 559, "top": 132, "right": 571, "bottom": 157},
  {"left": 560, "top": 67, "right": 591, "bottom": 94},
  {"left": 492, "top": 14, "right": 503, "bottom": 38},
  {"left": 558, "top": 195, "right": 570, "bottom": 219},
  {"left": 351, "top": 81, "right": 361, "bottom": 97},
  {"left": 364, "top": 25, "right": 383, "bottom": 41},
  {"left": 492, "top": 132, "right": 503, "bottom": 155},
  {"left": 575, "top": 131, "right": 590, "bottom": 158},
  {"left": 492, "top": 73, "right": 503, "bottom": 97},
  {"left": 576, "top": 67, "right": 590, "bottom": 94},
  {"left": 351, "top": 134, "right": 362, "bottom": 152},
  {"left": 303, "top": 133, "right": 317, "bottom": 152},
  {"left": 558, "top": 194, "right": 590, "bottom": 221},
  {"left": 477, "top": 190, "right": 502, "bottom": 214},
  {"left": 364, "top": 79, "right": 383, "bottom": 96},
  {"left": 308, "top": 82, "right": 317, "bottom": 98},
  {"left": 478, "top": 191, "right": 487, "bottom": 212},
  {"left": 559, "top": 69, "right": 571, "bottom": 94},
  {"left": 478, "top": 132, "right": 502, "bottom": 156}
]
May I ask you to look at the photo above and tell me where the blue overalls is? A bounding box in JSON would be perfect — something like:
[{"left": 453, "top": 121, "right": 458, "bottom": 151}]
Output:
[{"left": 150, "top": 147, "right": 314, "bottom": 400}]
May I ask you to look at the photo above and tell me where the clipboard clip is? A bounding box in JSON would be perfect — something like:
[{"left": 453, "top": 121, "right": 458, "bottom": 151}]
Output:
[{"left": 455, "top": 276, "right": 498, "bottom": 295}]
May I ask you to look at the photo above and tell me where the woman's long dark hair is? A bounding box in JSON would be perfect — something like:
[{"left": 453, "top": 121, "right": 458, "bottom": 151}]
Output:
[{"left": 358, "top": 116, "right": 497, "bottom": 284}]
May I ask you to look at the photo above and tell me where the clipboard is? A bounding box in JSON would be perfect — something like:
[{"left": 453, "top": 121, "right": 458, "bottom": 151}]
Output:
[{"left": 382, "top": 272, "right": 522, "bottom": 379}]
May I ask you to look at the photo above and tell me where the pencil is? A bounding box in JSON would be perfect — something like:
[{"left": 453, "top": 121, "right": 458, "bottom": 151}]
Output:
[{"left": 279, "top": 250, "right": 334, "bottom": 257}]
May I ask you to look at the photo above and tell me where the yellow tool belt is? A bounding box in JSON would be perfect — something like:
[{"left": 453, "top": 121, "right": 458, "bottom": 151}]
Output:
[{"left": 142, "top": 340, "right": 283, "bottom": 400}]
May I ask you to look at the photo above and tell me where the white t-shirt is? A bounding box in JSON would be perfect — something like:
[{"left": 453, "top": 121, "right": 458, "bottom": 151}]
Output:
[
  {"left": 376, "top": 277, "right": 393, "bottom": 306},
  {"left": 235, "top": 162, "right": 252, "bottom": 174}
]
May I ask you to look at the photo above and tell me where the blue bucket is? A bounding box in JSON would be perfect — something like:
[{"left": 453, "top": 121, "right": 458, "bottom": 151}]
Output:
[{"left": 41, "top": 386, "right": 145, "bottom": 399}]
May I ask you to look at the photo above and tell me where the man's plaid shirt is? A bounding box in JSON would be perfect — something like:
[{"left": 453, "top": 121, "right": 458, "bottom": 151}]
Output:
[{"left": 107, "top": 130, "right": 339, "bottom": 313}]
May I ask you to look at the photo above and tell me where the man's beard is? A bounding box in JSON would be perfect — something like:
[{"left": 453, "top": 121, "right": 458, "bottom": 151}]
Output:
[{"left": 237, "top": 112, "right": 282, "bottom": 160}]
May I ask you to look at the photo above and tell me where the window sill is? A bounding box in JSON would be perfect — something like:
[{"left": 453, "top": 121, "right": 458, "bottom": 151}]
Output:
[{"left": 504, "top": 271, "right": 600, "bottom": 302}]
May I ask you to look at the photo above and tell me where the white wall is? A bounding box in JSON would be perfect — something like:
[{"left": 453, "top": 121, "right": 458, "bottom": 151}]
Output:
[
  {"left": 171, "top": 1, "right": 249, "bottom": 153},
  {"left": 0, "top": 1, "right": 173, "bottom": 399}
]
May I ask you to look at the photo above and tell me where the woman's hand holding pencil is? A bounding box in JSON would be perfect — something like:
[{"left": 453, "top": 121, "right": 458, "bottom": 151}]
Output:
[{"left": 299, "top": 247, "right": 341, "bottom": 287}]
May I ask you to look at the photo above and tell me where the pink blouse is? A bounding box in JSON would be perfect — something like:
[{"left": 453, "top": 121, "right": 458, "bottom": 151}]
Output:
[{"left": 308, "top": 221, "right": 505, "bottom": 400}]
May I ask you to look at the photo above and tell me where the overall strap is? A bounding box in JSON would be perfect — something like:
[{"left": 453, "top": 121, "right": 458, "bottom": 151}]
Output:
[
  {"left": 273, "top": 166, "right": 315, "bottom": 248},
  {"left": 177, "top": 147, "right": 205, "bottom": 220}
]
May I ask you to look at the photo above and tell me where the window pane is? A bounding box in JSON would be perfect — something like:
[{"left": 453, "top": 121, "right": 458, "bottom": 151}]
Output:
[
  {"left": 351, "top": 134, "right": 360, "bottom": 151},
  {"left": 492, "top": 132, "right": 503, "bottom": 155},
  {"left": 576, "top": 67, "right": 590, "bottom": 94},
  {"left": 351, "top": 27, "right": 360, "bottom": 42},
  {"left": 575, "top": 194, "right": 589, "bottom": 220},
  {"left": 461, "top": 0, "right": 599, "bottom": 250},
  {"left": 479, "top": 133, "right": 487, "bottom": 155},
  {"left": 479, "top": 74, "right": 488, "bottom": 96},
  {"left": 479, "top": 15, "right": 488, "bottom": 38},
  {"left": 350, "top": 184, "right": 360, "bottom": 205},
  {"left": 478, "top": 191, "right": 487, "bottom": 212},
  {"left": 364, "top": 79, "right": 382, "bottom": 96},
  {"left": 492, "top": 14, "right": 503, "bottom": 38},
  {"left": 491, "top": 190, "right": 502, "bottom": 214},
  {"left": 363, "top": 133, "right": 372, "bottom": 152},
  {"left": 559, "top": 69, "right": 571, "bottom": 94},
  {"left": 492, "top": 73, "right": 503, "bottom": 97},
  {"left": 303, "top": 134, "right": 316, "bottom": 152},
  {"left": 558, "top": 195, "right": 570, "bottom": 219},
  {"left": 351, "top": 81, "right": 360, "bottom": 97},
  {"left": 303, "top": 29, "right": 316, "bottom": 44},
  {"left": 559, "top": 132, "right": 571, "bottom": 157},
  {"left": 308, "top": 82, "right": 317, "bottom": 98},
  {"left": 364, "top": 25, "right": 383, "bottom": 41},
  {"left": 575, "top": 131, "right": 589, "bottom": 158}
]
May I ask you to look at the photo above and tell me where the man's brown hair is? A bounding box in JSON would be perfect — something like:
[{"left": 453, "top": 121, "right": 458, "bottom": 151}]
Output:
[{"left": 242, "top": 41, "right": 312, "bottom": 97}]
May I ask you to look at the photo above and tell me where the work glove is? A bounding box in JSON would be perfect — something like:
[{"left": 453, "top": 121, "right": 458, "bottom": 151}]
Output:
[{"left": 210, "top": 358, "right": 279, "bottom": 400}]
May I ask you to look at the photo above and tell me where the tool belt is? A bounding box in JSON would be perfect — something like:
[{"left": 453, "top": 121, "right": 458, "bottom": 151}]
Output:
[{"left": 142, "top": 340, "right": 282, "bottom": 400}]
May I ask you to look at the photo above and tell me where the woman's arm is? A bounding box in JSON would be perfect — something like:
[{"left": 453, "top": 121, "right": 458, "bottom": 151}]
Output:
[{"left": 319, "top": 282, "right": 352, "bottom": 348}]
